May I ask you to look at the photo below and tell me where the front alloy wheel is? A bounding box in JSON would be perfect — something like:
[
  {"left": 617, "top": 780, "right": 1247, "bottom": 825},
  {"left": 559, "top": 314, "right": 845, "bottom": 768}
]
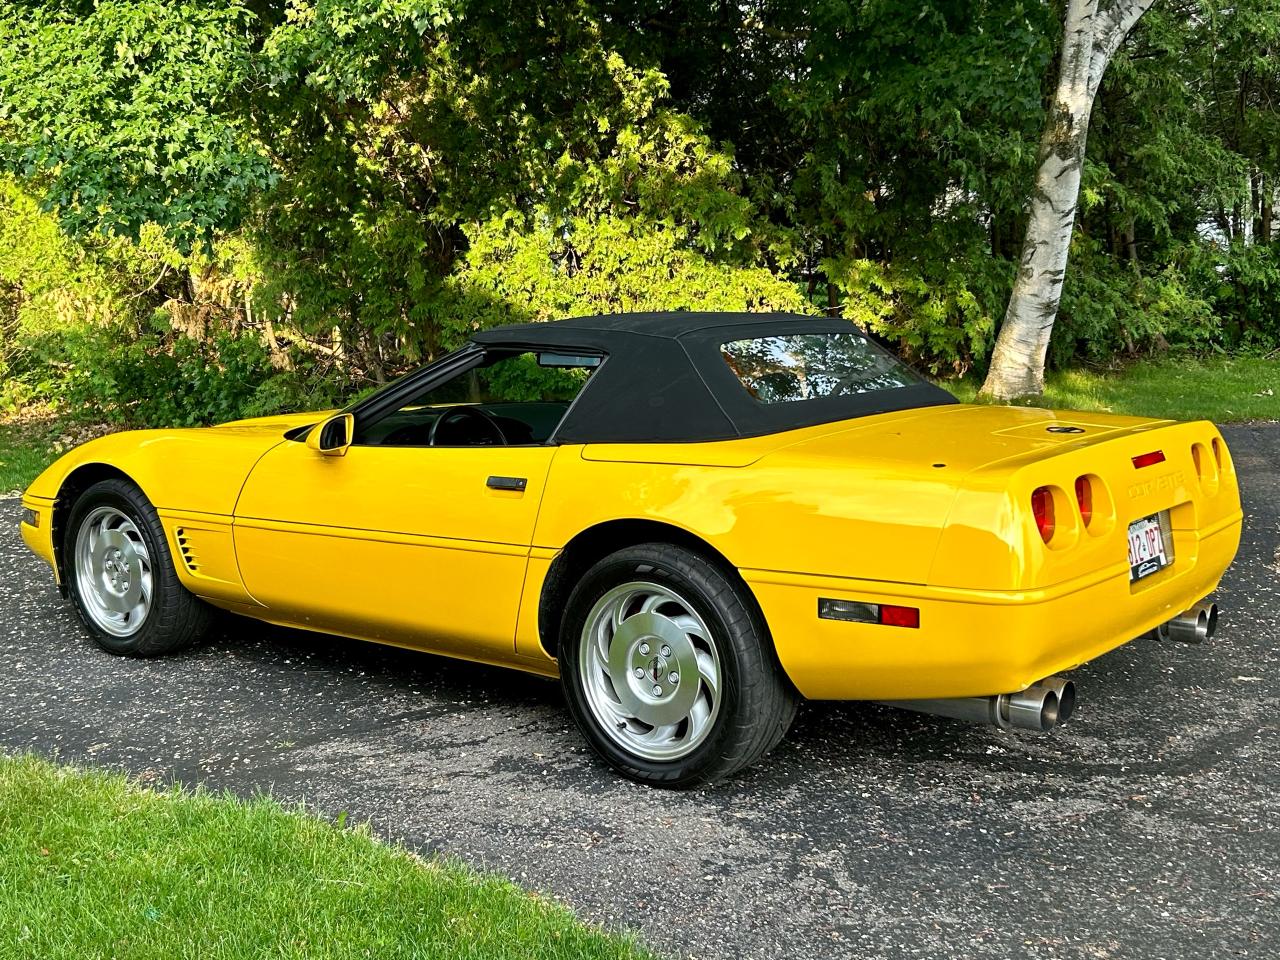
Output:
[
  {"left": 64, "top": 478, "right": 213, "bottom": 657},
  {"left": 73, "top": 505, "right": 154, "bottom": 637}
]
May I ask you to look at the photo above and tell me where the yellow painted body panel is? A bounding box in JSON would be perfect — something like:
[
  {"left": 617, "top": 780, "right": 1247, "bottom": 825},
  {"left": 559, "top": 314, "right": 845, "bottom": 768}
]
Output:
[
  {"left": 231, "top": 440, "right": 557, "bottom": 661},
  {"left": 21, "top": 403, "right": 1242, "bottom": 699},
  {"left": 20, "top": 494, "right": 57, "bottom": 573},
  {"left": 158, "top": 510, "right": 253, "bottom": 606}
]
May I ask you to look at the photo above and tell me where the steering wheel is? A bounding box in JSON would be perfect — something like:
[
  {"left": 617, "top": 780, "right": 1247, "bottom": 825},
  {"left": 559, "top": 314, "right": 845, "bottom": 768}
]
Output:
[{"left": 427, "top": 406, "right": 508, "bottom": 447}]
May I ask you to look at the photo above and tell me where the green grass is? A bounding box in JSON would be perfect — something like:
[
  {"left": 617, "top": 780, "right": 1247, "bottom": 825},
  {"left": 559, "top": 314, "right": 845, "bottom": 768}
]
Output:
[
  {"left": 0, "top": 419, "right": 59, "bottom": 495},
  {"left": 0, "top": 754, "right": 655, "bottom": 960},
  {"left": 940, "top": 356, "right": 1279, "bottom": 422}
]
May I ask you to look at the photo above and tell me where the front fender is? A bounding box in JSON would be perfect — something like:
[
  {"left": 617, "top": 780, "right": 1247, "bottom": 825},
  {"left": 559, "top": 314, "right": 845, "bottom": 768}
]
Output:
[
  {"left": 25, "top": 427, "right": 289, "bottom": 516},
  {"left": 21, "top": 426, "right": 292, "bottom": 596}
]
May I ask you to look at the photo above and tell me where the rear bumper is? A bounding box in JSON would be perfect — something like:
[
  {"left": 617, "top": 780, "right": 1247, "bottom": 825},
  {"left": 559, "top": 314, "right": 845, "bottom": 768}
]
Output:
[{"left": 744, "top": 511, "right": 1242, "bottom": 700}]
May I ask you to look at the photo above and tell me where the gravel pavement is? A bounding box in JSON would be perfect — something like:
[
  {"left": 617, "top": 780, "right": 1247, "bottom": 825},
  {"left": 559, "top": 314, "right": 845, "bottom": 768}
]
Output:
[{"left": 1, "top": 423, "right": 1277, "bottom": 959}]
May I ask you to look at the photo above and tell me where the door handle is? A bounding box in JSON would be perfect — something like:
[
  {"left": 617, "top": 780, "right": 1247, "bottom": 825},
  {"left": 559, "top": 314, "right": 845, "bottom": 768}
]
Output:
[{"left": 486, "top": 476, "right": 528, "bottom": 492}]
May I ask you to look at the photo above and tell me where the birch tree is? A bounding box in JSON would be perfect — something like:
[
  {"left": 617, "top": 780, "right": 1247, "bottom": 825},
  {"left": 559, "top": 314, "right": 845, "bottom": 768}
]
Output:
[{"left": 980, "top": 0, "right": 1158, "bottom": 400}]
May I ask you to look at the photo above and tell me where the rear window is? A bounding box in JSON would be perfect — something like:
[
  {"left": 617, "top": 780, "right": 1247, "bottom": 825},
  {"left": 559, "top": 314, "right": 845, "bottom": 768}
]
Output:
[{"left": 721, "top": 333, "right": 922, "bottom": 404}]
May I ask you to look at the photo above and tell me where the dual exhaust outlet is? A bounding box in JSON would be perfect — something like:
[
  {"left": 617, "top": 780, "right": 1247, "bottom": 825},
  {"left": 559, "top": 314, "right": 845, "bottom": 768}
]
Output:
[
  {"left": 883, "top": 675, "right": 1075, "bottom": 733},
  {"left": 881, "top": 600, "right": 1218, "bottom": 733},
  {"left": 1152, "top": 600, "right": 1218, "bottom": 645}
]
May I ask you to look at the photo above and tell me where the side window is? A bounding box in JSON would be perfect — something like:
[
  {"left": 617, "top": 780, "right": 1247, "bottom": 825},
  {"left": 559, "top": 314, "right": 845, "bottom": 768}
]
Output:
[{"left": 353, "top": 351, "right": 598, "bottom": 448}]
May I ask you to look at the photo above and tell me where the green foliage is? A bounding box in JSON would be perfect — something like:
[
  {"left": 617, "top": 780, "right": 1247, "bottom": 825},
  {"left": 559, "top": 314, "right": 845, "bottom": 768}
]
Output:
[
  {"left": 1052, "top": 242, "right": 1219, "bottom": 365},
  {"left": 450, "top": 215, "right": 807, "bottom": 333},
  {"left": 823, "top": 256, "right": 1009, "bottom": 374},
  {"left": 1204, "top": 242, "right": 1280, "bottom": 346},
  {"left": 49, "top": 326, "right": 335, "bottom": 427},
  {"left": 0, "top": 1, "right": 273, "bottom": 251},
  {"left": 1, "top": 0, "right": 1279, "bottom": 421},
  {"left": 246, "top": 0, "right": 788, "bottom": 378}
]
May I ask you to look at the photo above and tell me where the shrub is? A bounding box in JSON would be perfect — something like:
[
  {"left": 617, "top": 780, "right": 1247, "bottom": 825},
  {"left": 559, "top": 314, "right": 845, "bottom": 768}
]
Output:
[{"left": 48, "top": 325, "right": 335, "bottom": 427}]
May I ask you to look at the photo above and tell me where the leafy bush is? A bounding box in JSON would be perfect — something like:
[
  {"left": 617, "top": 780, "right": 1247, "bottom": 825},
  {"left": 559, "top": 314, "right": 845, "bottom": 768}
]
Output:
[
  {"left": 1054, "top": 243, "right": 1220, "bottom": 365},
  {"left": 825, "top": 255, "right": 1011, "bottom": 375},
  {"left": 1199, "top": 242, "right": 1280, "bottom": 348},
  {"left": 448, "top": 214, "right": 809, "bottom": 333},
  {"left": 45, "top": 325, "right": 334, "bottom": 427}
]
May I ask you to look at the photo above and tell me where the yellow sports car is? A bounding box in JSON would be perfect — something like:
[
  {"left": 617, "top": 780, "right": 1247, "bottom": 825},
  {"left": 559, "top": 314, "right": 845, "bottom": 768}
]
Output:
[{"left": 19, "top": 313, "right": 1242, "bottom": 787}]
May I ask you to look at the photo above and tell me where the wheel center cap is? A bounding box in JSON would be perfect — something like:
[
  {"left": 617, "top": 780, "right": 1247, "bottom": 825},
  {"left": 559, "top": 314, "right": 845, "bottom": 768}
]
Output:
[{"left": 647, "top": 656, "right": 667, "bottom": 684}]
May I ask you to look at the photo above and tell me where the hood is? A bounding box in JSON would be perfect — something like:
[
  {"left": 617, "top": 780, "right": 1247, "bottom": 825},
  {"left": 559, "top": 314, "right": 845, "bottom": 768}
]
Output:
[{"left": 211, "top": 410, "right": 335, "bottom": 437}]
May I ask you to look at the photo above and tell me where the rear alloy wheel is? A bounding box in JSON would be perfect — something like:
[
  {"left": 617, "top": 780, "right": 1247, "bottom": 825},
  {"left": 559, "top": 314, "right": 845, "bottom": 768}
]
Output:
[
  {"left": 560, "top": 543, "right": 798, "bottom": 788},
  {"left": 64, "top": 479, "right": 214, "bottom": 657}
]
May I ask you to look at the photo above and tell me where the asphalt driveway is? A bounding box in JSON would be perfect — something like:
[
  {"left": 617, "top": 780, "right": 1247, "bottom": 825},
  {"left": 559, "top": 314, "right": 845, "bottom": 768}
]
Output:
[{"left": 1, "top": 423, "right": 1277, "bottom": 960}]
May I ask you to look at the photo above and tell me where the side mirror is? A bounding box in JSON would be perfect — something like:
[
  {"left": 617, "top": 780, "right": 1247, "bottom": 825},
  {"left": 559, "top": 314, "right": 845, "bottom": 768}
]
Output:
[{"left": 306, "top": 413, "right": 354, "bottom": 457}]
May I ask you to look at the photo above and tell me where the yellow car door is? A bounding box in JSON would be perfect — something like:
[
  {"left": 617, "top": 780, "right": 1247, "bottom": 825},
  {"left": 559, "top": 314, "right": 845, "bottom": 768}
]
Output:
[
  {"left": 231, "top": 348, "right": 597, "bottom": 662},
  {"left": 233, "top": 440, "right": 557, "bottom": 660}
]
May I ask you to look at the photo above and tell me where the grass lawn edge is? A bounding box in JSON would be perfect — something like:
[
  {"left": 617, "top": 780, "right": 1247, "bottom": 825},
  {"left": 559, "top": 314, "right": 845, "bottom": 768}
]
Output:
[{"left": 0, "top": 752, "right": 656, "bottom": 960}]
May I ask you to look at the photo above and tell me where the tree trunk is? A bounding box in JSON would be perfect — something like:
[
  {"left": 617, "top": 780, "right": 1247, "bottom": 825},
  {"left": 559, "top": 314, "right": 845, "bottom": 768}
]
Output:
[
  {"left": 1215, "top": 203, "right": 1233, "bottom": 243},
  {"left": 1261, "top": 176, "right": 1273, "bottom": 244},
  {"left": 1251, "top": 170, "right": 1263, "bottom": 242},
  {"left": 980, "top": 0, "right": 1157, "bottom": 400}
]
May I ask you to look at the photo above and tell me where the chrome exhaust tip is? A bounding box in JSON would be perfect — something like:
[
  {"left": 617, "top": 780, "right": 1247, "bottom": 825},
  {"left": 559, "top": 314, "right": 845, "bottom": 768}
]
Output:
[
  {"left": 1004, "top": 685, "right": 1060, "bottom": 732},
  {"left": 1029, "top": 675, "right": 1076, "bottom": 724},
  {"left": 1165, "top": 602, "right": 1218, "bottom": 644},
  {"left": 880, "top": 675, "right": 1075, "bottom": 733}
]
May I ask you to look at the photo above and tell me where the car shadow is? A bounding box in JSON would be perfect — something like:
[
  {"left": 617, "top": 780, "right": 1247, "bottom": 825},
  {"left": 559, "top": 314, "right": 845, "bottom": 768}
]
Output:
[
  {"left": 196, "top": 610, "right": 1090, "bottom": 799},
  {"left": 203, "top": 610, "right": 564, "bottom": 709}
]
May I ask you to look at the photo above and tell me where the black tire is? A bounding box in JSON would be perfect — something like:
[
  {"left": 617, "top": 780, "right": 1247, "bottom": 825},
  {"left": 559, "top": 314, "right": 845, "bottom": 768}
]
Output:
[
  {"left": 559, "top": 542, "right": 798, "bottom": 788},
  {"left": 63, "top": 478, "right": 214, "bottom": 657}
]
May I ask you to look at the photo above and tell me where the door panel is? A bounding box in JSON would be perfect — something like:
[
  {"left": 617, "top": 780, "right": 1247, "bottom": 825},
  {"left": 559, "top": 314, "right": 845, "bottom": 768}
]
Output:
[{"left": 233, "top": 440, "right": 558, "bottom": 659}]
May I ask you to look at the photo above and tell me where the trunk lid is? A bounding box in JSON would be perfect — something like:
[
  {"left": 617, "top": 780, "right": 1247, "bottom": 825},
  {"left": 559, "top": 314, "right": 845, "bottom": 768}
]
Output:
[
  {"left": 765, "top": 404, "right": 1171, "bottom": 478},
  {"left": 749, "top": 403, "right": 1235, "bottom": 591}
]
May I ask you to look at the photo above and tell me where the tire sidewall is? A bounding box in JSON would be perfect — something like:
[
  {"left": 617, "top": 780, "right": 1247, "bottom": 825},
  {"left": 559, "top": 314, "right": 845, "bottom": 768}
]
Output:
[
  {"left": 64, "top": 480, "right": 172, "bottom": 655},
  {"left": 559, "top": 546, "right": 755, "bottom": 787}
]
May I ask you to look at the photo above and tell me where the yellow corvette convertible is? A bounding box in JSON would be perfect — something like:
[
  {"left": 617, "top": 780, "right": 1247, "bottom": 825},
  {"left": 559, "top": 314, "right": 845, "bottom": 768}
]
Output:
[{"left": 19, "top": 313, "right": 1242, "bottom": 787}]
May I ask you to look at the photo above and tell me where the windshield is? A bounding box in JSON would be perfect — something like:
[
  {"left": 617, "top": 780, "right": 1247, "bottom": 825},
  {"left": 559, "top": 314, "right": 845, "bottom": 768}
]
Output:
[{"left": 721, "top": 333, "right": 923, "bottom": 404}]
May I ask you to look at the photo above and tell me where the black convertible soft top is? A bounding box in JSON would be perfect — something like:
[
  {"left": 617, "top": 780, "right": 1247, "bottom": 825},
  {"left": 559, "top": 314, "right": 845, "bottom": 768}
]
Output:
[{"left": 470, "top": 312, "right": 956, "bottom": 444}]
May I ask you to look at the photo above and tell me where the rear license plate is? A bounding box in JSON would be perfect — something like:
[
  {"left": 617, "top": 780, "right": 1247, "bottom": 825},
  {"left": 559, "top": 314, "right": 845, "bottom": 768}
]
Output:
[{"left": 1128, "top": 512, "right": 1173, "bottom": 582}]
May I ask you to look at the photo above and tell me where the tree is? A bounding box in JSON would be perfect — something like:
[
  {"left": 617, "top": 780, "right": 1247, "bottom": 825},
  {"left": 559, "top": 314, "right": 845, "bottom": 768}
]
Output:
[
  {"left": 981, "top": 0, "right": 1157, "bottom": 400},
  {"left": 0, "top": 1, "right": 272, "bottom": 252}
]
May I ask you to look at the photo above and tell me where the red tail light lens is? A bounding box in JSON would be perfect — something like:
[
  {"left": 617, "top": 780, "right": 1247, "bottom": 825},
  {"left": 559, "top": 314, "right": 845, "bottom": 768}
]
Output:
[
  {"left": 878, "top": 604, "right": 920, "bottom": 629},
  {"left": 1031, "top": 486, "right": 1055, "bottom": 543},
  {"left": 1074, "top": 476, "right": 1093, "bottom": 526},
  {"left": 1132, "top": 450, "right": 1166, "bottom": 469}
]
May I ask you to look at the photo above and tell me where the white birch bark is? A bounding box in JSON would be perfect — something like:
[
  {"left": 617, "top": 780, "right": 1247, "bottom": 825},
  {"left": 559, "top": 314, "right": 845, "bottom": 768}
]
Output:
[{"left": 980, "top": 0, "right": 1157, "bottom": 400}]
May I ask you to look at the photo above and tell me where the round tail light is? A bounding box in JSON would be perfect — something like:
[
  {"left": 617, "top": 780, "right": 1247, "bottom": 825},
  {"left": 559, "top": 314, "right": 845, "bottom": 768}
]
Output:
[{"left": 1031, "top": 486, "right": 1055, "bottom": 543}]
